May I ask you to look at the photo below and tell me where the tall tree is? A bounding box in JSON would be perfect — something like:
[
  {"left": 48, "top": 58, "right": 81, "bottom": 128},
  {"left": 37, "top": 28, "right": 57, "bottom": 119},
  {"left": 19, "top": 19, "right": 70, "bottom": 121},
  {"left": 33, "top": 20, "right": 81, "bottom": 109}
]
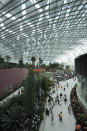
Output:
[
  {"left": 0, "top": 56, "right": 4, "bottom": 64},
  {"left": 66, "top": 65, "right": 70, "bottom": 71},
  {"left": 39, "top": 57, "right": 43, "bottom": 68},
  {"left": 5, "top": 55, "right": 11, "bottom": 63},
  {"left": 0, "top": 105, "right": 24, "bottom": 131},
  {"left": 5, "top": 55, "right": 11, "bottom": 68},
  {"left": 49, "top": 62, "right": 59, "bottom": 69},
  {"left": 23, "top": 70, "right": 36, "bottom": 116},
  {"left": 0, "top": 56, "right": 4, "bottom": 68},
  {"left": 31, "top": 56, "right": 36, "bottom": 67},
  {"left": 41, "top": 76, "right": 48, "bottom": 93},
  {"left": 19, "top": 58, "right": 24, "bottom": 68},
  {"left": 59, "top": 63, "right": 64, "bottom": 70}
]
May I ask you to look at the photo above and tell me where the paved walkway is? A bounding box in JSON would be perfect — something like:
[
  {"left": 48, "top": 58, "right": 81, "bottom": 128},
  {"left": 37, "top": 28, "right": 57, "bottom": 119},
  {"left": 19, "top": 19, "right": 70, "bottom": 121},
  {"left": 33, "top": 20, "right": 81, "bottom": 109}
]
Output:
[
  {"left": 40, "top": 78, "right": 77, "bottom": 131},
  {"left": 0, "top": 87, "right": 23, "bottom": 104}
]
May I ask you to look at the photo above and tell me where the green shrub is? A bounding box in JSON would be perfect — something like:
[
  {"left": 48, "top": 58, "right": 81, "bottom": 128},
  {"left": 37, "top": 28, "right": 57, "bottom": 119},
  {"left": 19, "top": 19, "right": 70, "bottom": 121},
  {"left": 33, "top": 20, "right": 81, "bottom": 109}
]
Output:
[
  {"left": 78, "top": 113, "right": 86, "bottom": 125},
  {"left": 72, "top": 104, "right": 82, "bottom": 114},
  {"left": 0, "top": 105, "right": 25, "bottom": 131}
]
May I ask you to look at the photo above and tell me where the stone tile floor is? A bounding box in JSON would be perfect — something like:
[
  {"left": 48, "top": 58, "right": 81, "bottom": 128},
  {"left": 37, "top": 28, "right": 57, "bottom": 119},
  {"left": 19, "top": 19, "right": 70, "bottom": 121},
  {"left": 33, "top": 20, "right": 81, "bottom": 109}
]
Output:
[{"left": 40, "top": 78, "right": 77, "bottom": 131}]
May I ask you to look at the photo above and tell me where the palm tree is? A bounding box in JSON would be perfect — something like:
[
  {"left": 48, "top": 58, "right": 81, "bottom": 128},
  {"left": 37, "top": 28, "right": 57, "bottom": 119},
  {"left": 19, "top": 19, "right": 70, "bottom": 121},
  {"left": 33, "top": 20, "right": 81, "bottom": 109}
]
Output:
[
  {"left": 0, "top": 105, "right": 25, "bottom": 131},
  {"left": 66, "top": 65, "right": 70, "bottom": 71},
  {"left": 0, "top": 56, "right": 4, "bottom": 68},
  {"left": 5, "top": 55, "right": 11, "bottom": 63},
  {"left": 5, "top": 55, "right": 11, "bottom": 68},
  {"left": 39, "top": 57, "right": 43, "bottom": 68},
  {"left": 59, "top": 63, "right": 64, "bottom": 70},
  {"left": 31, "top": 56, "right": 36, "bottom": 67},
  {"left": 19, "top": 58, "right": 24, "bottom": 68},
  {"left": 0, "top": 56, "right": 4, "bottom": 64}
]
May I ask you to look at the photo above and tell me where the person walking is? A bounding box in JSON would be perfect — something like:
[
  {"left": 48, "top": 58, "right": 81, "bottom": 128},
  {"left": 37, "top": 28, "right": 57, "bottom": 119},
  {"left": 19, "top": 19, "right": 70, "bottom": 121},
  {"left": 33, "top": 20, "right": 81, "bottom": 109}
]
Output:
[
  {"left": 46, "top": 108, "right": 49, "bottom": 116},
  {"left": 68, "top": 105, "right": 72, "bottom": 114},
  {"left": 57, "top": 98, "right": 60, "bottom": 104},
  {"left": 56, "top": 93, "right": 59, "bottom": 98},
  {"left": 64, "top": 94, "right": 67, "bottom": 97},
  {"left": 67, "top": 83, "right": 68, "bottom": 87},
  {"left": 51, "top": 113, "right": 54, "bottom": 125},
  {"left": 64, "top": 97, "right": 67, "bottom": 104},
  {"left": 58, "top": 112, "right": 62, "bottom": 122},
  {"left": 60, "top": 93, "right": 63, "bottom": 98},
  {"left": 61, "top": 85, "right": 63, "bottom": 90},
  {"left": 57, "top": 98, "right": 61, "bottom": 105},
  {"left": 50, "top": 107, "right": 53, "bottom": 114},
  {"left": 55, "top": 97, "right": 57, "bottom": 103}
]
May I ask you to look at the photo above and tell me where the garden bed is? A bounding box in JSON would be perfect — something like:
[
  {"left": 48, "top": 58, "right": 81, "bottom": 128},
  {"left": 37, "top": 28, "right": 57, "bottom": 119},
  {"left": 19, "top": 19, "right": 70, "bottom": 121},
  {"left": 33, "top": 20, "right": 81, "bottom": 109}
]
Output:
[
  {"left": 70, "top": 86, "right": 87, "bottom": 131},
  {"left": 0, "top": 71, "right": 52, "bottom": 131}
]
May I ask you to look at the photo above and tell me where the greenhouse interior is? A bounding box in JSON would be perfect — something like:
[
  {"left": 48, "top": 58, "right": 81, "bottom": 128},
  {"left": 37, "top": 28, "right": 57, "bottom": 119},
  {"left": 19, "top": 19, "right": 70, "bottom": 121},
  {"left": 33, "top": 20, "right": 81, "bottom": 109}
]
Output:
[{"left": 0, "top": 0, "right": 87, "bottom": 131}]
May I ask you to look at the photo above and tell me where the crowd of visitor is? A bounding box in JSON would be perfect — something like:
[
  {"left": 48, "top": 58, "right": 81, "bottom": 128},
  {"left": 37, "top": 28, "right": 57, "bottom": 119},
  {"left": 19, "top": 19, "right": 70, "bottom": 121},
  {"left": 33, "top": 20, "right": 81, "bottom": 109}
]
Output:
[{"left": 45, "top": 79, "right": 82, "bottom": 131}]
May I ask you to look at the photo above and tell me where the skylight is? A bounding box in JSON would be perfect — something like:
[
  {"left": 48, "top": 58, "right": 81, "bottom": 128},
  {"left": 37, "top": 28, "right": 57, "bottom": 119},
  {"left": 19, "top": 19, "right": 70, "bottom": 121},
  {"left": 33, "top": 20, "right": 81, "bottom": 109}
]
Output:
[
  {"left": 22, "top": 3, "right": 26, "bottom": 16},
  {"left": 5, "top": 13, "right": 12, "bottom": 17},
  {"left": 30, "top": 0, "right": 43, "bottom": 12}
]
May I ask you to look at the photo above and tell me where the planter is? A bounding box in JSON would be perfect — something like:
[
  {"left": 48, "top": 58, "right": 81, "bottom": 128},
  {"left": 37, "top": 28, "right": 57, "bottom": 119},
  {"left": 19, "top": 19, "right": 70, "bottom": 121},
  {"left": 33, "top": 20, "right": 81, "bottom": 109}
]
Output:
[{"left": 71, "top": 87, "right": 87, "bottom": 131}]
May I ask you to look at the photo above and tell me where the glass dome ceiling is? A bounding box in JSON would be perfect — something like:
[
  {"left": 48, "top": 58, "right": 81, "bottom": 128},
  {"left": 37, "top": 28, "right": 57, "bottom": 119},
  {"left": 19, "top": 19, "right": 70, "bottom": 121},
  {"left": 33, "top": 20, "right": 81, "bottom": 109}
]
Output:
[
  {"left": 0, "top": 0, "right": 13, "bottom": 9},
  {"left": 0, "top": 0, "right": 87, "bottom": 63}
]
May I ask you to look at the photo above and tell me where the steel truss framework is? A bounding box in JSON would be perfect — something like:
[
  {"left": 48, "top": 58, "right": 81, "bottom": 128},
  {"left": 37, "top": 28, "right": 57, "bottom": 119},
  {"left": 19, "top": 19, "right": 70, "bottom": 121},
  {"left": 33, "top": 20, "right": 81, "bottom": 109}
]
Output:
[{"left": 0, "top": 0, "right": 87, "bottom": 63}]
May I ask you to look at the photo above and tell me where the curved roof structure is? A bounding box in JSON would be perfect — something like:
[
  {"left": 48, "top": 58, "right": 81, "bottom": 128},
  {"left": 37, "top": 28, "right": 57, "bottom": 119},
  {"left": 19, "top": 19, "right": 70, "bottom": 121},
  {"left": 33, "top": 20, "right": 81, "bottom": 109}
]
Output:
[
  {"left": 0, "top": 0, "right": 87, "bottom": 64},
  {"left": 0, "top": 0, "right": 13, "bottom": 9}
]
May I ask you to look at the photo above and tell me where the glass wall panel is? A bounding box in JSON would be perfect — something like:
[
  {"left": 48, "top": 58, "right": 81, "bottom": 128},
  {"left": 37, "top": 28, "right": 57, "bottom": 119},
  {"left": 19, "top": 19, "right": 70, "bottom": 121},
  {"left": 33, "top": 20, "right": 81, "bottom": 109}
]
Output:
[{"left": 77, "top": 75, "right": 87, "bottom": 103}]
